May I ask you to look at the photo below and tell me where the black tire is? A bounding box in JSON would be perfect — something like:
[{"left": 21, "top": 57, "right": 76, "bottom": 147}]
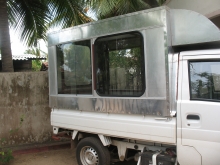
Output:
[{"left": 76, "top": 137, "right": 110, "bottom": 165}]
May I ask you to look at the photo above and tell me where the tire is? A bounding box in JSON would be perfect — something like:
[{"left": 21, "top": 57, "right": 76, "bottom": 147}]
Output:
[{"left": 76, "top": 137, "right": 110, "bottom": 165}]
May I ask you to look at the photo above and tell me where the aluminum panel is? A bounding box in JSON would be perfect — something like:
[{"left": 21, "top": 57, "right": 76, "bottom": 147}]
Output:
[
  {"left": 145, "top": 28, "right": 167, "bottom": 98},
  {"left": 171, "top": 9, "right": 220, "bottom": 46},
  {"left": 48, "top": 46, "right": 57, "bottom": 96},
  {"left": 48, "top": 7, "right": 168, "bottom": 46},
  {"left": 168, "top": 52, "right": 178, "bottom": 113},
  {"left": 50, "top": 96, "right": 169, "bottom": 116}
]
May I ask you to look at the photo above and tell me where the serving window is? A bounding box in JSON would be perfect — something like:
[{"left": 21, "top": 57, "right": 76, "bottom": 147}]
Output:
[
  {"left": 95, "top": 32, "right": 145, "bottom": 97},
  {"left": 56, "top": 40, "right": 92, "bottom": 94}
]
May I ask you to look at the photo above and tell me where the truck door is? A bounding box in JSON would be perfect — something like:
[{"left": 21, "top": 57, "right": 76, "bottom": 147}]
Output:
[{"left": 178, "top": 51, "right": 220, "bottom": 165}]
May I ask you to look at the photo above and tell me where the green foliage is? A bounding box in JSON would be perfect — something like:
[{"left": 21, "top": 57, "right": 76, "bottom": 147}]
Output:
[
  {"left": 7, "top": 0, "right": 93, "bottom": 47},
  {"left": 32, "top": 60, "right": 42, "bottom": 71},
  {"left": 24, "top": 47, "right": 48, "bottom": 71},
  {"left": 47, "top": 0, "right": 93, "bottom": 28},
  {"left": 0, "top": 150, "right": 13, "bottom": 164},
  {"left": 87, "top": 0, "right": 149, "bottom": 19},
  {"left": 86, "top": 0, "right": 166, "bottom": 19},
  {"left": 109, "top": 48, "right": 141, "bottom": 68},
  {"left": 0, "top": 116, "right": 24, "bottom": 164},
  {"left": 7, "top": 0, "right": 50, "bottom": 47}
]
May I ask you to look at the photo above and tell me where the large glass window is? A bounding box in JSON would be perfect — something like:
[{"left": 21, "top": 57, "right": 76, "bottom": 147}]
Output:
[
  {"left": 189, "top": 61, "right": 220, "bottom": 101},
  {"left": 56, "top": 40, "right": 92, "bottom": 94},
  {"left": 95, "top": 32, "right": 145, "bottom": 96}
]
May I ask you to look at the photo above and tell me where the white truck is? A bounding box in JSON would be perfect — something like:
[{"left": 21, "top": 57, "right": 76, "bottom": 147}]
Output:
[{"left": 48, "top": 6, "right": 220, "bottom": 165}]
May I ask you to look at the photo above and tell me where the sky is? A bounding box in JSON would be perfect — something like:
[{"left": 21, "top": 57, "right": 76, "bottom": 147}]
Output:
[{"left": 10, "top": 29, "right": 48, "bottom": 55}]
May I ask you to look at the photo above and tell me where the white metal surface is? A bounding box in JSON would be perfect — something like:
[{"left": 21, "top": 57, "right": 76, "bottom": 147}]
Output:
[
  {"left": 98, "top": 134, "right": 112, "bottom": 146},
  {"left": 53, "top": 127, "right": 59, "bottom": 134},
  {"left": 153, "top": 152, "right": 161, "bottom": 165},
  {"left": 179, "top": 49, "right": 220, "bottom": 56},
  {"left": 72, "top": 130, "right": 78, "bottom": 140},
  {"left": 177, "top": 50, "right": 220, "bottom": 165},
  {"left": 51, "top": 109, "right": 176, "bottom": 144}
]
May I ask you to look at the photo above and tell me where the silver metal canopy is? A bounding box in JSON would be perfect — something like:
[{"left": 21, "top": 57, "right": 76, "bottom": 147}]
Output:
[
  {"left": 48, "top": 6, "right": 220, "bottom": 47},
  {"left": 47, "top": 6, "right": 220, "bottom": 117},
  {"left": 170, "top": 9, "right": 220, "bottom": 46}
]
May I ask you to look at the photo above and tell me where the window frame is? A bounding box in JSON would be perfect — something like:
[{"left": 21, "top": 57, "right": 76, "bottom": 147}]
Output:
[
  {"left": 94, "top": 31, "right": 146, "bottom": 97},
  {"left": 188, "top": 59, "right": 220, "bottom": 102}
]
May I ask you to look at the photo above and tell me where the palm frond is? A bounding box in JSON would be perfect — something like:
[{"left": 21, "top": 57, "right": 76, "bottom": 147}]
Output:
[
  {"left": 86, "top": 0, "right": 151, "bottom": 19},
  {"left": 47, "top": 0, "right": 93, "bottom": 28},
  {"left": 7, "top": 0, "right": 50, "bottom": 47}
]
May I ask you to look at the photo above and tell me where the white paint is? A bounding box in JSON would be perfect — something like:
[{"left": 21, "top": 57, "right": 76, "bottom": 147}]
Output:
[
  {"left": 177, "top": 51, "right": 220, "bottom": 164},
  {"left": 51, "top": 110, "right": 176, "bottom": 144}
]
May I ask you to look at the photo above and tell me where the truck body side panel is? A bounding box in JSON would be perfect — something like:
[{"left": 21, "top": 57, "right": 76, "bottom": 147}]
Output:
[{"left": 51, "top": 109, "right": 176, "bottom": 144}]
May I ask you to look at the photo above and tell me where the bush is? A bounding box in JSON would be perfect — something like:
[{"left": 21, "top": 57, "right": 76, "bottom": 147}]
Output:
[
  {"left": 0, "top": 150, "right": 14, "bottom": 164},
  {"left": 32, "top": 60, "right": 42, "bottom": 71}
]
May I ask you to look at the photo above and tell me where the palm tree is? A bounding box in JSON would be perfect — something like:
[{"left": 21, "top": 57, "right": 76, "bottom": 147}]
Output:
[
  {"left": 47, "top": 0, "right": 93, "bottom": 28},
  {"left": 87, "top": 0, "right": 166, "bottom": 19},
  {"left": 0, "top": 0, "right": 14, "bottom": 72},
  {"left": 0, "top": 0, "right": 92, "bottom": 72}
]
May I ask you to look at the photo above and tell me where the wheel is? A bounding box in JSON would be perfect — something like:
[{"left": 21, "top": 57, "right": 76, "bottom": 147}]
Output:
[{"left": 76, "top": 137, "right": 110, "bottom": 165}]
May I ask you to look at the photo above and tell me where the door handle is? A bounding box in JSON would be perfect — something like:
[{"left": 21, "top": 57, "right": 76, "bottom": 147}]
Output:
[{"left": 187, "top": 114, "right": 200, "bottom": 120}]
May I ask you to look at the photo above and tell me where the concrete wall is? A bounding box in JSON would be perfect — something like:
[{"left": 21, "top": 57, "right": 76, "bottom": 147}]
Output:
[{"left": 0, "top": 72, "right": 52, "bottom": 147}]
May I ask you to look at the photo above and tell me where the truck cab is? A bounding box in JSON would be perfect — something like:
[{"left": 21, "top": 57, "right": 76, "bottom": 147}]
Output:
[{"left": 177, "top": 50, "right": 220, "bottom": 165}]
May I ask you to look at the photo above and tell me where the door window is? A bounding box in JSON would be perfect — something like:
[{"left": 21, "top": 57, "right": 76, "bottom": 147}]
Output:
[{"left": 189, "top": 61, "right": 220, "bottom": 101}]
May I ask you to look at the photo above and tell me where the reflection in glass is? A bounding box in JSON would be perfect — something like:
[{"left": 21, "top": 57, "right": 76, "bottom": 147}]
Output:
[
  {"left": 189, "top": 61, "right": 220, "bottom": 101},
  {"left": 56, "top": 40, "right": 92, "bottom": 94},
  {"left": 95, "top": 32, "right": 145, "bottom": 96}
]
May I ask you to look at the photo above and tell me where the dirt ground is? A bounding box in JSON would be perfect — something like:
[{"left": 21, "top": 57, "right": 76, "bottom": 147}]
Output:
[
  {"left": 8, "top": 148, "right": 137, "bottom": 165},
  {"left": 9, "top": 149, "right": 77, "bottom": 165}
]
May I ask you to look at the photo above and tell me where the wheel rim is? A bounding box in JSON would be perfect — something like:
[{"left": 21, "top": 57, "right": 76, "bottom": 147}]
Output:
[{"left": 80, "top": 146, "right": 99, "bottom": 165}]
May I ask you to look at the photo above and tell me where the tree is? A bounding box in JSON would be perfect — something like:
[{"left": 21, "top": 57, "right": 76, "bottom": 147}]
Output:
[
  {"left": 47, "top": 0, "right": 93, "bottom": 28},
  {"left": 86, "top": 0, "right": 166, "bottom": 19},
  {"left": 0, "top": 0, "right": 92, "bottom": 72},
  {"left": 0, "top": 0, "right": 14, "bottom": 72}
]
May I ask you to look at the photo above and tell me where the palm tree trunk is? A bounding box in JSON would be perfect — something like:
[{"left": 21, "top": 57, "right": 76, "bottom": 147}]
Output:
[{"left": 0, "top": 0, "right": 14, "bottom": 72}]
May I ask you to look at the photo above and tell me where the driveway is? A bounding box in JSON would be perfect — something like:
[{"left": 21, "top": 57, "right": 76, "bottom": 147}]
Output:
[{"left": 9, "top": 148, "right": 137, "bottom": 165}]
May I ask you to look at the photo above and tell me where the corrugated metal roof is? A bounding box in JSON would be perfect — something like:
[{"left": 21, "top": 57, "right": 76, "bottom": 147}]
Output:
[{"left": 0, "top": 54, "right": 47, "bottom": 60}]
